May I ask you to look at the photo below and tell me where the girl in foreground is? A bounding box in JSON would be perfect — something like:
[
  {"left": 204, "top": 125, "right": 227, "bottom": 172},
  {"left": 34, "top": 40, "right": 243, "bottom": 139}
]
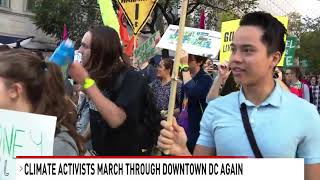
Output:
[{"left": 0, "top": 49, "right": 84, "bottom": 155}]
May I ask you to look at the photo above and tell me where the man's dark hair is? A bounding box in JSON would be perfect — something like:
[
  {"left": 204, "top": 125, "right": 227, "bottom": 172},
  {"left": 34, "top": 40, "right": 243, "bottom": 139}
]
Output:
[{"left": 240, "top": 11, "right": 287, "bottom": 56}]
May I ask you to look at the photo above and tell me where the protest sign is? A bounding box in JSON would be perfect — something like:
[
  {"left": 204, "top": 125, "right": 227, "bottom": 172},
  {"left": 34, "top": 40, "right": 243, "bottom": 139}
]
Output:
[
  {"left": 219, "top": 16, "right": 288, "bottom": 66},
  {"left": 134, "top": 31, "right": 161, "bottom": 64},
  {"left": 284, "top": 36, "right": 297, "bottom": 67},
  {"left": 116, "top": 0, "right": 158, "bottom": 35},
  {"left": 157, "top": 25, "right": 221, "bottom": 58},
  {"left": 0, "top": 109, "right": 56, "bottom": 180}
]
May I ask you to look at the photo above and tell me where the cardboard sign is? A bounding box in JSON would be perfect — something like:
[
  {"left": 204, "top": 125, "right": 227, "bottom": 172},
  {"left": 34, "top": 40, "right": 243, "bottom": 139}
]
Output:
[
  {"left": 157, "top": 25, "right": 221, "bottom": 58},
  {"left": 0, "top": 110, "right": 56, "bottom": 180},
  {"left": 116, "top": 0, "right": 158, "bottom": 35},
  {"left": 134, "top": 31, "right": 161, "bottom": 64},
  {"left": 219, "top": 16, "right": 288, "bottom": 66}
]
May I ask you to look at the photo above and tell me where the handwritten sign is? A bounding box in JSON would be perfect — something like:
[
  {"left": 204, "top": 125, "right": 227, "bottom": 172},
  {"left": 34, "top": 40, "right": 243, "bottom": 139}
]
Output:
[
  {"left": 219, "top": 16, "right": 288, "bottom": 66},
  {"left": 156, "top": 25, "right": 221, "bottom": 58},
  {"left": 0, "top": 109, "right": 56, "bottom": 180},
  {"left": 134, "top": 31, "right": 161, "bottom": 64},
  {"left": 284, "top": 36, "right": 297, "bottom": 67}
]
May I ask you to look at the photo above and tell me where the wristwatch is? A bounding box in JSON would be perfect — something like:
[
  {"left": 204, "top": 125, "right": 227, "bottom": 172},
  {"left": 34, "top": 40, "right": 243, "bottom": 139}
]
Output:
[{"left": 179, "top": 64, "right": 189, "bottom": 72}]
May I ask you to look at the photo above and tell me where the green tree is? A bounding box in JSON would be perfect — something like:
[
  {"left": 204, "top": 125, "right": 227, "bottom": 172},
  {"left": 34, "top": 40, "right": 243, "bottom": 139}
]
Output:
[
  {"left": 32, "top": 0, "right": 102, "bottom": 45},
  {"left": 287, "top": 12, "right": 304, "bottom": 39},
  {"left": 295, "top": 17, "right": 320, "bottom": 73},
  {"left": 31, "top": 0, "right": 257, "bottom": 43},
  {"left": 145, "top": 0, "right": 258, "bottom": 33}
]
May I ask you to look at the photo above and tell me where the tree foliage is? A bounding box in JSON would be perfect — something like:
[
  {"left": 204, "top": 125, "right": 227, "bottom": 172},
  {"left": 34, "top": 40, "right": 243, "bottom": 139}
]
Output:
[
  {"left": 32, "top": 0, "right": 102, "bottom": 45},
  {"left": 295, "top": 17, "right": 320, "bottom": 73},
  {"left": 32, "top": 0, "right": 257, "bottom": 43},
  {"left": 143, "top": 0, "right": 258, "bottom": 33},
  {"left": 287, "top": 12, "right": 304, "bottom": 39}
]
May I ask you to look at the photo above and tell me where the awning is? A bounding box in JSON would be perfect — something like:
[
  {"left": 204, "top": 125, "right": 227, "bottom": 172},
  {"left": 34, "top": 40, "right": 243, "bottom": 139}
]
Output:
[
  {"left": 21, "top": 40, "right": 56, "bottom": 51},
  {"left": 0, "top": 35, "right": 33, "bottom": 48},
  {"left": 0, "top": 35, "right": 56, "bottom": 51},
  {"left": 0, "top": 35, "right": 24, "bottom": 44}
]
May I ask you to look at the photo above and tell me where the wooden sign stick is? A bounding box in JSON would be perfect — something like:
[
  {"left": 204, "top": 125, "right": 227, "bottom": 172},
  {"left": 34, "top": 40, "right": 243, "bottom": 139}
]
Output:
[
  {"left": 133, "top": 34, "right": 138, "bottom": 67},
  {"left": 164, "top": 0, "right": 188, "bottom": 155}
]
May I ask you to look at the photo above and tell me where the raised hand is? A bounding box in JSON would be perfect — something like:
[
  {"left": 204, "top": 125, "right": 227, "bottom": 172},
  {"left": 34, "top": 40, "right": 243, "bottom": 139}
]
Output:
[{"left": 218, "top": 61, "right": 231, "bottom": 81}]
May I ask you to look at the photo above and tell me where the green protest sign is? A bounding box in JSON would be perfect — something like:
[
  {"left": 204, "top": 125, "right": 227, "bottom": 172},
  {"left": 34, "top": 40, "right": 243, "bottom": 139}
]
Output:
[
  {"left": 284, "top": 36, "right": 297, "bottom": 67},
  {"left": 134, "top": 31, "right": 161, "bottom": 64}
]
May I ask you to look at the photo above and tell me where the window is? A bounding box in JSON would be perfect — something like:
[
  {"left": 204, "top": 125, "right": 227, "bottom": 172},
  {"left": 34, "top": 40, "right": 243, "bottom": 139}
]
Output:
[
  {"left": 0, "top": 0, "right": 9, "bottom": 8},
  {"left": 26, "top": 0, "right": 35, "bottom": 11}
]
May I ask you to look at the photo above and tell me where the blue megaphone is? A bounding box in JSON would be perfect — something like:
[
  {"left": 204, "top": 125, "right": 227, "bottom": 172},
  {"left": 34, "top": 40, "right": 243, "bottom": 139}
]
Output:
[{"left": 49, "top": 39, "right": 75, "bottom": 78}]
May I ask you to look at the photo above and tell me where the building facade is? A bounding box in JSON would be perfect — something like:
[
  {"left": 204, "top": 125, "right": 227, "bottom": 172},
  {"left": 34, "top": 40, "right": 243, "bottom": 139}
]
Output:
[{"left": 0, "top": 0, "right": 56, "bottom": 51}]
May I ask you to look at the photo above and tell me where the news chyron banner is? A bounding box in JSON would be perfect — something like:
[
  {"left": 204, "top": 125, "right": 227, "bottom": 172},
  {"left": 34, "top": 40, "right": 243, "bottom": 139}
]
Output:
[
  {"left": 116, "top": 0, "right": 158, "bottom": 35},
  {"left": 15, "top": 157, "right": 303, "bottom": 180},
  {"left": 220, "top": 16, "right": 288, "bottom": 66}
]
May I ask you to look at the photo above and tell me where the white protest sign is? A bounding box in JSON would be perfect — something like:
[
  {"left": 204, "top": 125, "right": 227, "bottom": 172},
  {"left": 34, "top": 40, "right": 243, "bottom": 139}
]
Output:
[
  {"left": 0, "top": 109, "right": 56, "bottom": 180},
  {"left": 156, "top": 25, "right": 221, "bottom": 58}
]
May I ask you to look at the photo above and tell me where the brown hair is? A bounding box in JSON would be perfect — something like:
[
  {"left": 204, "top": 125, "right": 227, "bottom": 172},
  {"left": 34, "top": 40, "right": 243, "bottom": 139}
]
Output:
[
  {"left": 0, "top": 49, "right": 84, "bottom": 154},
  {"left": 0, "top": 45, "right": 11, "bottom": 52},
  {"left": 287, "top": 66, "right": 302, "bottom": 80},
  {"left": 161, "top": 58, "right": 174, "bottom": 74},
  {"left": 189, "top": 54, "right": 207, "bottom": 66},
  {"left": 84, "top": 26, "right": 127, "bottom": 89}
]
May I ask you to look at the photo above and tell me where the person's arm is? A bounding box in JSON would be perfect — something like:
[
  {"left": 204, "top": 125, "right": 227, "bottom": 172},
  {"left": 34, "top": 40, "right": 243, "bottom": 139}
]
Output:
[
  {"left": 206, "top": 75, "right": 224, "bottom": 103},
  {"left": 178, "top": 50, "right": 212, "bottom": 100},
  {"left": 86, "top": 85, "right": 126, "bottom": 128},
  {"left": 179, "top": 50, "right": 192, "bottom": 84},
  {"left": 206, "top": 62, "right": 231, "bottom": 102},
  {"left": 69, "top": 62, "right": 126, "bottom": 128},
  {"left": 182, "top": 71, "right": 193, "bottom": 84},
  {"left": 305, "top": 164, "right": 320, "bottom": 180}
]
